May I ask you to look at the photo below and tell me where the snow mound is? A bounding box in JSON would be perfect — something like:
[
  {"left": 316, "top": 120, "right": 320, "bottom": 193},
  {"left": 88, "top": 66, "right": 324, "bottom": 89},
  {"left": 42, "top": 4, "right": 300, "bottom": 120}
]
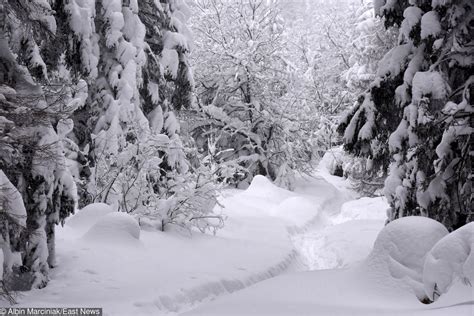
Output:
[
  {"left": 271, "top": 196, "right": 314, "bottom": 216},
  {"left": 83, "top": 212, "right": 140, "bottom": 245},
  {"left": 66, "top": 203, "right": 114, "bottom": 233},
  {"left": 246, "top": 175, "right": 291, "bottom": 201},
  {"left": 248, "top": 175, "right": 274, "bottom": 190},
  {"left": 270, "top": 197, "right": 316, "bottom": 230},
  {"left": 423, "top": 222, "right": 474, "bottom": 301},
  {"left": 366, "top": 216, "right": 448, "bottom": 299},
  {"left": 333, "top": 196, "right": 388, "bottom": 224},
  {"left": 220, "top": 175, "right": 295, "bottom": 218}
]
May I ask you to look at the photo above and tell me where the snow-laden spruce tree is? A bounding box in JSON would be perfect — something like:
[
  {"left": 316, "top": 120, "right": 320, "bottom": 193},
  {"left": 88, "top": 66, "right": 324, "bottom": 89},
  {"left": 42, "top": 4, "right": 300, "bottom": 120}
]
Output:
[
  {"left": 0, "top": 0, "right": 77, "bottom": 289},
  {"left": 62, "top": 0, "right": 220, "bottom": 232},
  {"left": 334, "top": 0, "right": 398, "bottom": 195},
  {"left": 338, "top": 0, "right": 473, "bottom": 230},
  {"left": 189, "top": 0, "right": 312, "bottom": 189},
  {"left": 136, "top": 0, "right": 220, "bottom": 232}
]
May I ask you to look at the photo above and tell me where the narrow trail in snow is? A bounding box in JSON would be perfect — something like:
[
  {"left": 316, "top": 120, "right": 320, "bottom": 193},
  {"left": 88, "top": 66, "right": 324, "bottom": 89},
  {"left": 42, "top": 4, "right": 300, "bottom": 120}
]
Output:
[
  {"left": 290, "top": 175, "right": 354, "bottom": 271},
  {"left": 291, "top": 171, "right": 387, "bottom": 272}
]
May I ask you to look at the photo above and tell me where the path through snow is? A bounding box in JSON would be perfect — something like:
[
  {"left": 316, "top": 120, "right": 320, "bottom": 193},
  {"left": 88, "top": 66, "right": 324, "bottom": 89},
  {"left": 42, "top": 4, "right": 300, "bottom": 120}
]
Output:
[{"left": 292, "top": 196, "right": 387, "bottom": 270}]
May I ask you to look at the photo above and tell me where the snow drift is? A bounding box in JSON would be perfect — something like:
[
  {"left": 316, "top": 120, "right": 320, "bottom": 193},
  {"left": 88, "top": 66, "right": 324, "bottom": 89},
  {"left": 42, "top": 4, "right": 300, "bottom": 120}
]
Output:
[
  {"left": 82, "top": 212, "right": 141, "bottom": 245},
  {"left": 66, "top": 203, "right": 114, "bottom": 234},
  {"left": 423, "top": 222, "right": 474, "bottom": 301},
  {"left": 365, "top": 216, "right": 449, "bottom": 300}
]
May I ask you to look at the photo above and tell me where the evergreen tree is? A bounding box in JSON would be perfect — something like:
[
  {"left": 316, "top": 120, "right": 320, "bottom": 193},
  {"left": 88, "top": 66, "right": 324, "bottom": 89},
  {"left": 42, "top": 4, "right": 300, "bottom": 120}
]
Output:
[
  {"left": 338, "top": 0, "right": 473, "bottom": 230},
  {"left": 63, "top": 0, "right": 220, "bottom": 231},
  {"left": 0, "top": 0, "right": 77, "bottom": 289},
  {"left": 336, "top": 0, "right": 397, "bottom": 195}
]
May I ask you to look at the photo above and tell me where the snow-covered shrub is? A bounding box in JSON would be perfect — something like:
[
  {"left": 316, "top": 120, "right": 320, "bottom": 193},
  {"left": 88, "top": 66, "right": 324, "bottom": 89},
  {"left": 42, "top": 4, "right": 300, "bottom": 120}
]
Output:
[
  {"left": 133, "top": 166, "right": 223, "bottom": 234},
  {"left": 423, "top": 222, "right": 474, "bottom": 302},
  {"left": 365, "top": 216, "right": 448, "bottom": 300}
]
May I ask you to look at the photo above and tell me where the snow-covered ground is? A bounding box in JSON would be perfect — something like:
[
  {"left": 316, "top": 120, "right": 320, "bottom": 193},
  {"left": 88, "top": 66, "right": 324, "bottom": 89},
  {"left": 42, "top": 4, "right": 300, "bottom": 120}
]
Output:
[
  {"left": 183, "top": 216, "right": 473, "bottom": 316},
  {"left": 182, "top": 264, "right": 472, "bottom": 316},
  {"left": 6, "top": 170, "right": 346, "bottom": 315},
  {"left": 3, "top": 158, "right": 472, "bottom": 315}
]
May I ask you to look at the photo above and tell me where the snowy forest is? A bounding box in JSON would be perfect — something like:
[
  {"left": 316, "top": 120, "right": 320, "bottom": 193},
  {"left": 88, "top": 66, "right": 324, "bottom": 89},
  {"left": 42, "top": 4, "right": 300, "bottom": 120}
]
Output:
[{"left": 0, "top": 0, "right": 472, "bottom": 315}]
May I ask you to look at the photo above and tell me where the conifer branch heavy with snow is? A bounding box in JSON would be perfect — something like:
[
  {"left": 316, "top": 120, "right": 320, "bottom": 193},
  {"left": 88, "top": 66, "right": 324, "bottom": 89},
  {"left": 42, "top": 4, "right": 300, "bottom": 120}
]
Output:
[{"left": 338, "top": 0, "right": 473, "bottom": 230}]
